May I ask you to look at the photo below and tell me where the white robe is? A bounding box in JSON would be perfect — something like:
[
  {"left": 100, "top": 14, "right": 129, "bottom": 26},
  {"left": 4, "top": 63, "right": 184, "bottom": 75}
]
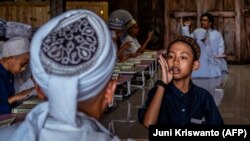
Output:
[
  {"left": 182, "top": 26, "right": 228, "bottom": 73},
  {"left": 121, "top": 34, "right": 141, "bottom": 55},
  {"left": 0, "top": 103, "right": 121, "bottom": 141},
  {"left": 192, "top": 40, "right": 222, "bottom": 78}
]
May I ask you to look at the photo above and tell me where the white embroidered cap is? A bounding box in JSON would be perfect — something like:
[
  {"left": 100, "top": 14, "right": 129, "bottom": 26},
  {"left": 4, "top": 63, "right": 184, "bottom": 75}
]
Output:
[
  {"left": 5, "top": 21, "right": 33, "bottom": 39},
  {"left": 108, "top": 9, "right": 133, "bottom": 30},
  {"left": 30, "top": 9, "right": 117, "bottom": 126},
  {"left": 1, "top": 37, "right": 30, "bottom": 58}
]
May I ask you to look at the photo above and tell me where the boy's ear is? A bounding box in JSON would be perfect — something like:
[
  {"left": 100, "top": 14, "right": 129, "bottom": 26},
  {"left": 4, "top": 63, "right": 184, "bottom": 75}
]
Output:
[
  {"left": 35, "top": 84, "right": 47, "bottom": 100},
  {"left": 193, "top": 60, "right": 200, "bottom": 70},
  {"left": 103, "top": 79, "right": 117, "bottom": 104}
]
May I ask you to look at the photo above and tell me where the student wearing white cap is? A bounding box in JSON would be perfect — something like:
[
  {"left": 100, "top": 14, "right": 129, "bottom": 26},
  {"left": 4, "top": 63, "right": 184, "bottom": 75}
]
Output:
[
  {"left": 0, "top": 9, "right": 127, "bottom": 141},
  {"left": 108, "top": 9, "right": 134, "bottom": 62},
  {"left": 120, "top": 18, "right": 153, "bottom": 61},
  {"left": 4, "top": 21, "right": 36, "bottom": 97},
  {"left": 0, "top": 37, "right": 32, "bottom": 114},
  {"left": 191, "top": 28, "right": 221, "bottom": 78}
]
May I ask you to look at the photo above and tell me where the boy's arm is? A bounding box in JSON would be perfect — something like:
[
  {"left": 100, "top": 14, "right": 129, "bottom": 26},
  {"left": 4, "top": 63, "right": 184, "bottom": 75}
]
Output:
[
  {"left": 139, "top": 55, "right": 173, "bottom": 128},
  {"left": 142, "top": 85, "right": 165, "bottom": 128},
  {"left": 205, "top": 93, "right": 224, "bottom": 125},
  {"left": 8, "top": 87, "right": 34, "bottom": 104}
]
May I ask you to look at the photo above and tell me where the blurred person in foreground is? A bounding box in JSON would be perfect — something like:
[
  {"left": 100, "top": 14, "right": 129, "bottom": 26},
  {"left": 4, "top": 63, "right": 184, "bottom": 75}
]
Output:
[{"left": 0, "top": 9, "right": 133, "bottom": 141}]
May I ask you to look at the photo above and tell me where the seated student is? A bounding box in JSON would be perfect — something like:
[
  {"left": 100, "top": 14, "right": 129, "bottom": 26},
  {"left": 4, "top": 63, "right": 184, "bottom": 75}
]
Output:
[
  {"left": 191, "top": 28, "right": 221, "bottom": 78},
  {"left": 108, "top": 9, "right": 132, "bottom": 62},
  {"left": 0, "top": 10, "right": 125, "bottom": 141},
  {"left": 0, "top": 37, "right": 32, "bottom": 115},
  {"left": 120, "top": 19, "right": 153, "bottom": 62},
  {"left": 138, "top": 36, "right": 224, "bottom": 127},
  {"left": 4, "top": 20, "right": 36, "bottom": 95}
]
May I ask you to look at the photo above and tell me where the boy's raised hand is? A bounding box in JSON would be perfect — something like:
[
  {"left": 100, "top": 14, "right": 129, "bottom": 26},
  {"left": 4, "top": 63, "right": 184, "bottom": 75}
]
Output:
[{"left": 158, "top": 55, "right": 173, "bottom": 84}]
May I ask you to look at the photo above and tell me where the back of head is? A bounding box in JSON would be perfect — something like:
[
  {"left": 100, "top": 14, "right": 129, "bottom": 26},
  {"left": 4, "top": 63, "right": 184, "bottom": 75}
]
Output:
[
  {"left": 108, "top": 9, "right": 133, "bottom": 30},
  {"left": 30, "top": 9, "right": 117, "bottom": 126},
  {"left": 193, "top": 28, "right": 207, "bottom": 41}
]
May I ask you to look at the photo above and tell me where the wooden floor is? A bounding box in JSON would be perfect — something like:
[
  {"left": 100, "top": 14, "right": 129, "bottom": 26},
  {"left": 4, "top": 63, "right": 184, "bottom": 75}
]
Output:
[{"left": 101, "top": 64, "right": 250, "bottom": 140}]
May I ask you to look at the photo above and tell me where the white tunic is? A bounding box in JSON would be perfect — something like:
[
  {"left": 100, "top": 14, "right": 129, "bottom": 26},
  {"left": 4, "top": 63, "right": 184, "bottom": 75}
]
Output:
[
  {"left": 121, "top": 34, "right": 141, "bottom": 55},
  {"left": 0, "top": 103, "right": 122, "bottom": 141},
  {"left": 192, "top": 40, "right": 222, "bottom": 78},
  {"left": 182, "top": 26, "right": 228, "bottom": 73},
  {"left": 207, "top": 28, "right": 228, "bottom": 73}
]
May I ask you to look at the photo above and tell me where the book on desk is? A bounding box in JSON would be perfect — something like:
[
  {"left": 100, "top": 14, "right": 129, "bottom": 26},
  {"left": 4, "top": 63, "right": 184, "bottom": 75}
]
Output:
[
  {"left": 12, "top": 96, "right": 42, "bottom": 114},
  {"left": 12, "top": 104, "right": 36, "bottom": 114}
]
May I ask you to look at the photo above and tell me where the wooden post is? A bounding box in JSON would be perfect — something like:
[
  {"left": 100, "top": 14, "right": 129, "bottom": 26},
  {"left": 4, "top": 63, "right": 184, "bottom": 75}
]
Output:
[
  {"left": 196, "top": 0, "right": 201, "bottom": 27},
  {"left": 164, "top": 0, "right": 170, "bottom": 49},
  {"left": 50, "top": 0, "right": 66, "bottom": 18},
  {"left": 235, "top": 0, "right": 241, "bottom": 61}
]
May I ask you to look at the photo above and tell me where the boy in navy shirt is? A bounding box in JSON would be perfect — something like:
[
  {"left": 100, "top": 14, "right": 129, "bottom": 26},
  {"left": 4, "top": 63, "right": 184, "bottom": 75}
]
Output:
[{"left": 138, "top": 36, "right": 224, "bottom": 127}]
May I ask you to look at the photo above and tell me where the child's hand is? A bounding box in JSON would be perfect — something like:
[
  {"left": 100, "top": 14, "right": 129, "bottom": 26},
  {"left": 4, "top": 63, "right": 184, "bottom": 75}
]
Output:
[
  {"left": 158, "top": 55, "right": 173, "bottom": 84},
  {"left": 147, "top": 31, "right": 154, "bottom": 41},
  {"left": 16, "top": 87, "right": 35, "bottom": 101},
  {"left": 184, "top": 20, "right": 191, "bottom": 26}
]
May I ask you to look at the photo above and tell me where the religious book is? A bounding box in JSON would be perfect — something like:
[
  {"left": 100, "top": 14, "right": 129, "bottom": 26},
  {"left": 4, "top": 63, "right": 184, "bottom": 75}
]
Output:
[
  {"left": 12, "top": 104, "right": 36, "bottom": 114},
  {"left": 23, "top": 95, "right": 42, "bottom": 105}
]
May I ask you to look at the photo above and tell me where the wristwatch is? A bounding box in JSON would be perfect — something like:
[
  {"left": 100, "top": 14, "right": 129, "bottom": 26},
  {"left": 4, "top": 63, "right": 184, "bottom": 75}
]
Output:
[{"left": 156, "top": 80, "right": 168, "bottom": 89}]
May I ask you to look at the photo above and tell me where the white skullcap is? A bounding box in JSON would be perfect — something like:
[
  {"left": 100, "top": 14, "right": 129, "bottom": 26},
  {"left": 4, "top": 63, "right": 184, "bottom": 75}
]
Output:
[
  {"left": 193, "top": 28, "right": 207, "bottom": 41},
  {"left": 5, "top": 21, "right": 33, "bottom": 39},
  {"left": 1, "top": 37, "right": 30, "bottom": 58},
  {"left": 108, "top": 9, "right": 133, "bottom": 30},
  {"left": 30, "top": 9, "right": 116, "bottom": 126},
  {"left": 125, "top": 19, "right": 137, "bottom": 30}
]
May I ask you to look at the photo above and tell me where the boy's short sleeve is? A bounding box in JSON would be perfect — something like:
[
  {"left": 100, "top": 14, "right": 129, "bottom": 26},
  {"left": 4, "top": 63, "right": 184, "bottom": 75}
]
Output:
[{"left": 137, "top": 84, "right": 158, "bottom": 124}]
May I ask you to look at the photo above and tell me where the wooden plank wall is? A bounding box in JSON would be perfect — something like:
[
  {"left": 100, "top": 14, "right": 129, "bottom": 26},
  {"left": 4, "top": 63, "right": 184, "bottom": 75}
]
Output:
[
  {"left": 0, "top": 1, "right": 50, "bottom": 29},
  {"left": 109, "top": 0, "right": 164, "bottom": 50},
  {"left": 66, "top": 1, "right": 109, "bottom": 22},
  {"left": 0, "top": 0, "right": 108, "bottom": 29},
  {"left": 1, "top": 0, "right": 250, "bottom": 63},
  {"left": 165, "top": 0, "right": 250, "bottom": 63}
]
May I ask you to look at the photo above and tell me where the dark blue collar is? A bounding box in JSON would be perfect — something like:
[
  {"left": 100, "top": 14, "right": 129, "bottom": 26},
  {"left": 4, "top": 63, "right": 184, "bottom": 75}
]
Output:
[{"left": 168, "top": 81, "right": 195, "bottom": 97}]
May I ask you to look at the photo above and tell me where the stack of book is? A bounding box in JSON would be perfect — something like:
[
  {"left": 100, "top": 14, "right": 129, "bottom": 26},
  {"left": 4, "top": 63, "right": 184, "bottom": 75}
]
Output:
[{"left": 12, "top": 96, "right": 42, "bottom": 114}]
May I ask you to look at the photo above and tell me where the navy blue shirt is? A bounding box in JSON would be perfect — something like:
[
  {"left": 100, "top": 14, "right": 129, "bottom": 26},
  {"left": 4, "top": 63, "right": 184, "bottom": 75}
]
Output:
[
  {"left": 0, "top": 64, "right": 15, "bottom": 114},
  {"left": 138, "top": 81, "right": 224, "bottom": 125}
]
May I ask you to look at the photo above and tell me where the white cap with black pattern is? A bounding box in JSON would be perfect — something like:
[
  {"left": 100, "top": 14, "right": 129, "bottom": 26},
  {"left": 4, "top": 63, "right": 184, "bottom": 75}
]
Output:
[{"left": 30, "top": 9, "right": 117, "bottom": 126}]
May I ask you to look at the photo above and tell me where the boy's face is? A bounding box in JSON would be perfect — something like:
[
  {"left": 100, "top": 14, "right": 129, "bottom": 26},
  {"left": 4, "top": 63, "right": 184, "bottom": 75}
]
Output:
[
  {"left": 166, "top": 42, "right": 199, "bottom": 80},
  {"left": 129, "top": 23, "right": 139, "bottom": 36},
  {"left": 8, "top": 53, "right": 30, "bottom": 74},
  {"left": 201, "top": 16, "right": 212, "bottom": 30}
]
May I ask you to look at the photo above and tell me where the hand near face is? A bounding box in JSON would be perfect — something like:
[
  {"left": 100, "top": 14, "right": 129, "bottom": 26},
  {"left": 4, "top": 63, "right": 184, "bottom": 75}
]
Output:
[{"left": 158, "top": 55, "right": 173, "bottom": 84}]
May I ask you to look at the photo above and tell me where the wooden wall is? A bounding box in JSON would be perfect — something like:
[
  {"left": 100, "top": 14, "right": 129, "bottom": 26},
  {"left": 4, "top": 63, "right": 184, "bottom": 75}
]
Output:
[
  {"left": 0, "top": 0, "right": 108, "bottom": 29},
  {"left": 1, "top": 0, "right": 250, "bottom": 63},
  {"left": 109, "top": 0, "right": 165, "bottom": 50},
  {"left": 0, "top": 1, "right": 50, "bottom": 29},
  {"left": 165, "top": 0, "right": 250, "bottom": 63}
]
